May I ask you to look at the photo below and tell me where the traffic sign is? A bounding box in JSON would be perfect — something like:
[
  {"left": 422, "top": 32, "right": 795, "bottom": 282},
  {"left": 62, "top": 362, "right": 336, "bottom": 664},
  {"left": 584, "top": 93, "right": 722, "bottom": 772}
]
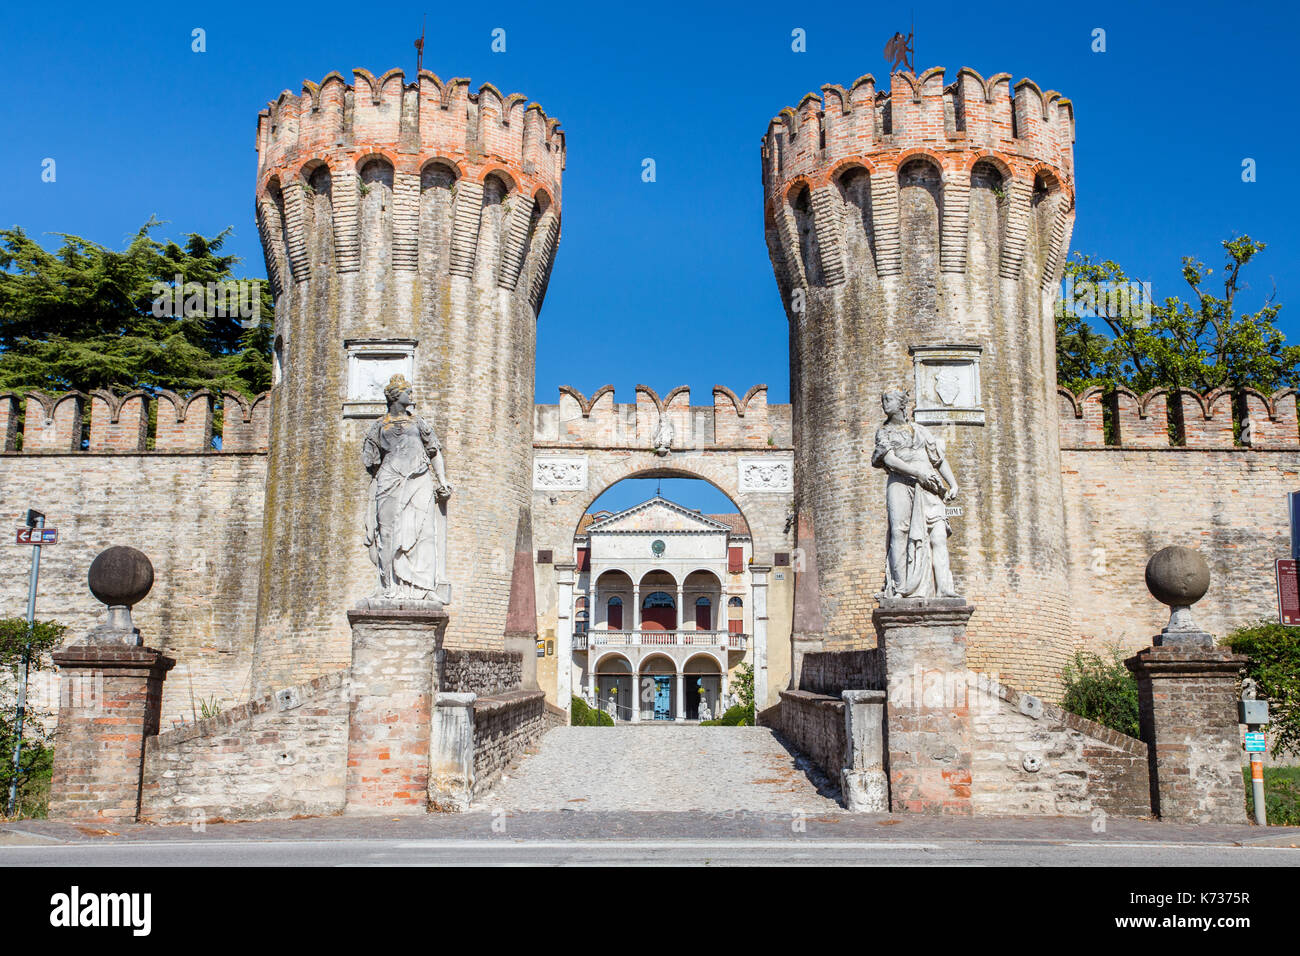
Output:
[
  {"left": 1278, "top": 559, "right": 1300, "bottom": 626},
  {"left": 14, "top": 527, "right": 57, "bottom": 545},
  {"left": 1245, "top": 732, "right": 1267, "bottom": 753}
]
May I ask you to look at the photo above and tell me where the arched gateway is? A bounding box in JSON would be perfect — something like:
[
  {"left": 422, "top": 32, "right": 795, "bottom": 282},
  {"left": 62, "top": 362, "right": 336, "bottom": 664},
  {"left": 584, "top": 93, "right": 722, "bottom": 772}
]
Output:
[{"left": 530, "top": 384, "right": 795, "bottom": 714}]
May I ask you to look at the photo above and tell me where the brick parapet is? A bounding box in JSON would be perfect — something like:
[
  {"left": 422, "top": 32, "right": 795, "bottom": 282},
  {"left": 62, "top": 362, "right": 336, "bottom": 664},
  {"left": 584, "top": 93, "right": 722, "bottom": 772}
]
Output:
[{"left": 1058, "top": 385, "right": 1300, "bottom": 449}]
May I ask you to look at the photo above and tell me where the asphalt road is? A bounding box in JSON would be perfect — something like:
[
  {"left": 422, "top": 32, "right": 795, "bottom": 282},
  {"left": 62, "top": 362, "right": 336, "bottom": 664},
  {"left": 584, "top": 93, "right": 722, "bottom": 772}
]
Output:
[{"left": 3, "top": 816, "right": 1298, "bottom": 866}]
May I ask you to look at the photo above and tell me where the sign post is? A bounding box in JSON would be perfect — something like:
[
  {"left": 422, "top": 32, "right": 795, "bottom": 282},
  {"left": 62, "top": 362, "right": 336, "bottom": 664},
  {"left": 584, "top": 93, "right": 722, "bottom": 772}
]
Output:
[
  {"left": 1240, "top": 698, "right": 1270, "bottom": 827},
  {"left": 6, "top": 509, "right": 46, "bottom": 817}
]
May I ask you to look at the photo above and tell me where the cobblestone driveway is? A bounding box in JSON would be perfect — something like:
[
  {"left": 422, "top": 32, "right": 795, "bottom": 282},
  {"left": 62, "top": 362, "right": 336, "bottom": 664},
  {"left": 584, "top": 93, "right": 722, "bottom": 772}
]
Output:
[{"left": 478, "top": 725, "right": 842, "bottom": 812}]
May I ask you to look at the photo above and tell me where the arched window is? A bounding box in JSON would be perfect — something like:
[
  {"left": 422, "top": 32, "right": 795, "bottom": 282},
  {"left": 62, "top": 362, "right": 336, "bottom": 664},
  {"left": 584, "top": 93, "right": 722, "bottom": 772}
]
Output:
[
  {"left": 695, "top": 596, "right": 712, "bottom": 630},
  {"left": 727, "top": 596, "right": 744, "bottom": 635},
  {"left": 607, "top": 596, "right": 623, "bottom": 631},
  {"left": 641, "top": 591, "right": 676, "bottom": 632},
  {"left": 575, "top": 597, "right": 588, "bottom": 637},
  {"left": 643, "top": 591, "right": 675, "bottom": 608}
]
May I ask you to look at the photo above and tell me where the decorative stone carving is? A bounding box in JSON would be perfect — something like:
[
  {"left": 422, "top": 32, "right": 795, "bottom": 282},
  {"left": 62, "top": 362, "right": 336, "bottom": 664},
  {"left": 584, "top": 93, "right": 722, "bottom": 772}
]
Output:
[
  {"left": 652, "top": 413, "right": 674, "bottom": 456},
  {"left": 872, "top": 389, "right": 961, "bottom": 599},
  {"left": 343, "top": 339, "right": 417, "bottom": 419},
  {"left": 361, "top": 375, "right": 452, "bottom": 606},
  {"left": 532, "top": 456, "right": 588, "bottom": 491},
  {"left": 910, "top": 345, "right": 984, "bottom": 426},
  {"left": 1145, "top": 545, "right": 1212, "bottom": 645},
  {"left": 737, "top": 457, "right": 794, "bottom": 493},
  {"left": 85, "top": 546, "right": 154, "bottom": 646}
]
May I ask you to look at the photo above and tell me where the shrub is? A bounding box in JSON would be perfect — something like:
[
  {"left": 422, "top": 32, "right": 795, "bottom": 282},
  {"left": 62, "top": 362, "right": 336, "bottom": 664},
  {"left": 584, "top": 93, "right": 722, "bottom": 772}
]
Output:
[
  {"left": 702, "top": 704, "right": 753, "bottom": 727},
  {"left": 1059, "top": 647, "right": 1140, "bottom": 740},
  {"left": 1, "top": 617, "right": 67, "bottom": 819},
  {"left": 1225, "top": 621, "right": 1300, "bottom": 758},
  {"left": 1244, "top": 766, "right": 1300, "bottom": 826},
  {"left": 570, "top": 696, "right": 613, "bottom": 727}
]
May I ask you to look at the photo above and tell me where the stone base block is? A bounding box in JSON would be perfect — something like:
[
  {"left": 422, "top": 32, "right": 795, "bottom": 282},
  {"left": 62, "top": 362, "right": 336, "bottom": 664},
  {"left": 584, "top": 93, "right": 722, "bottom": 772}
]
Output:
[
  {"left": 874, "top": 599, "right": 975, "bottom": 815},
  {"left": 1126, "top": 643, "right": 1247, "bottom": 824},
  {"left": 842, "top": 768, "right": 889, "bottom": 812},
  {"left": 429, "top": 692, "right": 475, "bottom": 812},
  {"left": 345, "top": 605, "right": 447, "bottom": 814},
  {"left": 48, "top": 645, "right": 174, "bottom": 821}
]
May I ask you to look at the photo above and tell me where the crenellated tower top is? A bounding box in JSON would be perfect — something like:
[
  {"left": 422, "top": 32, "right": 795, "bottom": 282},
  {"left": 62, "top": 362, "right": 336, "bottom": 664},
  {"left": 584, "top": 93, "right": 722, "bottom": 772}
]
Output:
[
  {"left": 255, "top": 67, "right": 564, "bottom": 225},
  {"left": 762, "top": 66, "right": 1073, "bottom": 198}
]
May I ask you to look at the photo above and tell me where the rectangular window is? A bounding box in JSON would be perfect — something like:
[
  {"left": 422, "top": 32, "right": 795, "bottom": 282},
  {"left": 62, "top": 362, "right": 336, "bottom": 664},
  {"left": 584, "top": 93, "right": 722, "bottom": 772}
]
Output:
[
  {"left": 728, "top": 547, "right": 744, "bottom": 574},
  {"left": 608, "top": 602, "right": 623, "bottom": 630},
  {"left": 728, "top": 619, "right": 743, "bottom": 635},
  {"left": 577, "top": 547, "right": 590, "bottom": 572}
]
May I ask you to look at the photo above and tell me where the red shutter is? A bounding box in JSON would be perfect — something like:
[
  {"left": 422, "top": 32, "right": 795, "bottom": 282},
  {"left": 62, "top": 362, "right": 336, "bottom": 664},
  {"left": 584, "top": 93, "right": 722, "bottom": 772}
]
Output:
[
  {"left": 728, "top": 619, "right": 743, "bottom": 634},
  {"left": 608, "top": 600, "right": 623, "bottom": 630},
  {"left": 728, "top": 547, "right": 743, "bottom": 574},
  {"left": 577, "top": 548, "right": 590, "bottom": 572}
]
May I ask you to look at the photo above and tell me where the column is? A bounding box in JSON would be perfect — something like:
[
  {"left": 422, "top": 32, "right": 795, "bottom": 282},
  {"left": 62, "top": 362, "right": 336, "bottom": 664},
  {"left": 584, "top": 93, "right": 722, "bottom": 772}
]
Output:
[
  {"left": 632, "top": 584, "right": 641, "bottom": 632},
  {"left": 590, "top": 581, "right": 599, "bottom": 630},
  {"left": 631, "top": 667, "right": 642, "bottom": 722},
  {"left": 555, "top": 563, "right": 576, "bottom": 709},
  {"left": 750, "top": 565, "right": 771, "bottom": 718},
  {"left": 676, "top": 583, "right": 685, "bottom": 639},
  {"left": 675, "top": 671, "right": 685, "bottom": 722}
]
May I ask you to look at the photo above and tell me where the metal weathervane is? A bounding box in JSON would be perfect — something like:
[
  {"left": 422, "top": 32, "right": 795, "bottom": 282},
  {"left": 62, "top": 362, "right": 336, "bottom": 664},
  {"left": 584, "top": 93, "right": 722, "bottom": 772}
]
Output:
[{"left": 884, "top": 20, "right": 915, "bottom": 75}]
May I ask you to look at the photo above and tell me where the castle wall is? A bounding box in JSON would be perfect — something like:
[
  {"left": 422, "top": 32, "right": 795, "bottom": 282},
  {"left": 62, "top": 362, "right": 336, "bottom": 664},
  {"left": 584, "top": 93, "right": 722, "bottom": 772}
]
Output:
[{"left": 0, "top": 449, "right": 266, "bottom": 723}]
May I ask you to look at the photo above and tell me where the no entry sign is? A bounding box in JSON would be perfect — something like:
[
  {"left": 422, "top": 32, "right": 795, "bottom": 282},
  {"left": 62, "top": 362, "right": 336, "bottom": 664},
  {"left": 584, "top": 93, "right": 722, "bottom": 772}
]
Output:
[
  {"left": 1277, "top": 559, "right": 1300, "bottom": 626},
  {"left": 14, "top": 527, "right": 56, "bottom": 545}
]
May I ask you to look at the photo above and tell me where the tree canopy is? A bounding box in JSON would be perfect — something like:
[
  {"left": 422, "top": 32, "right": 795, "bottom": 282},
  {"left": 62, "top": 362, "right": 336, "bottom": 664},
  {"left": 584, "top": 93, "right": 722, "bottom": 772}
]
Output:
[
  {"left": 1056, "top": 236, "right": 1295, "bottom": 397},
  {"left": 0, "top": 218, "right": 273, "bottom": 398}
]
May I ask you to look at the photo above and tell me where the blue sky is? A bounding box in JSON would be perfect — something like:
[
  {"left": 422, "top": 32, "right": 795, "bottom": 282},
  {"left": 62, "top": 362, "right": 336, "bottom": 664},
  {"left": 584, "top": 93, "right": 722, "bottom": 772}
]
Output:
[{"left": 3, "top": 1, "right": 1296, "bottom": 513}]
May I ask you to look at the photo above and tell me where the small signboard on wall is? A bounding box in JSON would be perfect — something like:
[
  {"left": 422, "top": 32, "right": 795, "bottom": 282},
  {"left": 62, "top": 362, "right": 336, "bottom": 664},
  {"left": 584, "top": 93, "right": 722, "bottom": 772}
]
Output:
[{"left": 1276, "top": 559, "right": 1300, "bottom": 626}]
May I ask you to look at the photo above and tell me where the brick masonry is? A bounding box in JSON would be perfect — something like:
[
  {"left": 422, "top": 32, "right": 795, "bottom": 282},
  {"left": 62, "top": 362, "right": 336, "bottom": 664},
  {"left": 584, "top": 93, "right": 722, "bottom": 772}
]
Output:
[
  {"left": 1127, "top": 644, "right": 1247, "bottom": 824},
  {"left": 778, "top": 689, "right": 845, "bottom": 781},
  {"left": 441, "top": 649, "right": 521, "bottom": 696},
  {"left": 141, "top": 672, "right": 350, "bottom": 824},
  {"left": 48, "top": 645, "right": 174, "bottom": 821},
  {"left": 345, "top": 607, "right": 446, "bottom": 813}
]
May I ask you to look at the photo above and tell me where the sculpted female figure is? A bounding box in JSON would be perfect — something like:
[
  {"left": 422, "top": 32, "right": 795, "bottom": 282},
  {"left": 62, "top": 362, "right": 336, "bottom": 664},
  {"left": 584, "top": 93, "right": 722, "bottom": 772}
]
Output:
[
  {"left": 362, "top": 374, "right": 453, "bottom": 602},
  {"left": 871, "top": 388, "right": 960, "bottom": 599}
]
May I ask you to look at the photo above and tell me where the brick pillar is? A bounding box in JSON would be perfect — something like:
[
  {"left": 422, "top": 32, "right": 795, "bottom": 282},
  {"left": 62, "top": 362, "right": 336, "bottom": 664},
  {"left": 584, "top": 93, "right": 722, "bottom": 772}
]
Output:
[
  {"left": 874, "top": 598, "right": 975, "bottom": 814},
  {"left": 1126, "top": 641, "right": 1247, "bottom": 823},
  {"left": 345, "top": 607, "right": 446, "bottom": 814},
  {"left": 48, "top": 646, "right": 174, "bottom": 821}
]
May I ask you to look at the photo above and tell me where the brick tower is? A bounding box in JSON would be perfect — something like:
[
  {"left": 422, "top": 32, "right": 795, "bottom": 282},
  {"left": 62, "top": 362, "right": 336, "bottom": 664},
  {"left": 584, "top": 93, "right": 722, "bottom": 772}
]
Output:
[
  {"left": 762, "top": 67, "right": 1076, "bottom": 696},
  {"left": 250, "top": 69, "right": 563, "bottom": 691}
]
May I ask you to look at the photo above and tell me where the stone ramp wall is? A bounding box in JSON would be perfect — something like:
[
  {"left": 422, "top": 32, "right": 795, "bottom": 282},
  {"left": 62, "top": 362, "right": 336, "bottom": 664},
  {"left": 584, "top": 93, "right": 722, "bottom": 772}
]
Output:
[
  {"left": 778, "top": 690, "right": 845, "bottom": 782},
  {"left": 970, "top": 681, "right": 1150, "bottom": 818},
  {"left": 778, "top": 650, "right": 1151, "bottom": 817},
  {"left": 140, "top": 672, "right": 349, "bottom": 824},
  {"left": 441, "top": 649, "right": 523, "bottom": 697},
  {"left": 471, "top": 689, "right": 550, "bottom": 798}
]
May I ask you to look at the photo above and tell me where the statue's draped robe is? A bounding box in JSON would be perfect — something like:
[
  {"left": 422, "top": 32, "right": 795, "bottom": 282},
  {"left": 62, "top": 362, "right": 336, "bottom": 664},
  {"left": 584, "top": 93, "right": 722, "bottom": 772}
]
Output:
[
  {"left": 362, "top": 414, "right": 445, "bottom": 595},
  {"left": 871, "top": 421, "right": 953, "bottom": 598}
]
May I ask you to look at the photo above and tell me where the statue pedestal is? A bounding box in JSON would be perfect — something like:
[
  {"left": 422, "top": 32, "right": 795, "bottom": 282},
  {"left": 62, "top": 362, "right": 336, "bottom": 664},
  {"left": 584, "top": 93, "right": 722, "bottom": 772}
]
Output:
[
  {"left": 873, "top": 597, "right": 975, "bottom": 815},
  {"left": 1125, "top": 641, "right": 1247, "bottom": 824},
  {"left": 344, "top": 605, "right": 447, "bottom": 814}
]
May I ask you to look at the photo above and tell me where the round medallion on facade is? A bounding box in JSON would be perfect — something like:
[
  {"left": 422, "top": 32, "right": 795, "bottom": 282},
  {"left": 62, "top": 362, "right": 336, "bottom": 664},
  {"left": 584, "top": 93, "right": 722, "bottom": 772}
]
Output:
[{"left": 651, "top": 539, "right": 666, "bottom": 557}]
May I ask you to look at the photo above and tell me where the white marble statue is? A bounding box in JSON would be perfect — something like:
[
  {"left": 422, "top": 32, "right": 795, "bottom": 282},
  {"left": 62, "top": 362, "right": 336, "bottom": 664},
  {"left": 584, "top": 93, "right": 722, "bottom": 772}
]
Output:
[
  {"left": 652, "top": 411, "right": 674, "bottom": 456},
  {"left": 871, "top": 388, "right": 960, "bottom": 599},
  {"left": 362, "top": 374, "right": 453, "bottom": 602}
]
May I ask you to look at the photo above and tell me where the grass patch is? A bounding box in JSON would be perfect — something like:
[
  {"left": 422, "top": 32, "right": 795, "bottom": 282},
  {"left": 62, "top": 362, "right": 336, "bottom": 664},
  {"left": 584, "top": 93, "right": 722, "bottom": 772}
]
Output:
[{"left": 1244, "top": 766, "right": 1300, "bottom": 826}]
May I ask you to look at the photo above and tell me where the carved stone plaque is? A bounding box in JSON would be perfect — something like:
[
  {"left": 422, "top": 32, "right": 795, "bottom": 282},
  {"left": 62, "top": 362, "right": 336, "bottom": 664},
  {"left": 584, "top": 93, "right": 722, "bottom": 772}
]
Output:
[
  {"left": 737, "top": 457, "right": 794, "bottom": 493},
  {"left": 533, "top": 456, "right": 589, "bottom": 491},
  {"left": 343, "top": 339, "right": 417, "bottom": 419},
  {"left": 910, "top": 345, "right": 985, "bottom": 426}
]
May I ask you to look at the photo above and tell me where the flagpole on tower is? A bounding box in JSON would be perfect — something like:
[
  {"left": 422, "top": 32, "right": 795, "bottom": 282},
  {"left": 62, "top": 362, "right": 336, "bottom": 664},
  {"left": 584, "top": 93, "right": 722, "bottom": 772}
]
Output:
[{"left": 415, "top": 14, "right": 426, "bottom": 76}]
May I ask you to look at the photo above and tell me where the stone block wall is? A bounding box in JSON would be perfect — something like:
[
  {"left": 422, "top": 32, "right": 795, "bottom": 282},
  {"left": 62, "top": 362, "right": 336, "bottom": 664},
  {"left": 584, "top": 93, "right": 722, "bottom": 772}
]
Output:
[
  {"left": 441, "top": 649, "right": 522, "bottom": 696},
  {"left": 778, "top": 689, "right": 845, "bottom": 781},
  {"left": 140, "top": 672, "right": 350, "bottom": 824}
]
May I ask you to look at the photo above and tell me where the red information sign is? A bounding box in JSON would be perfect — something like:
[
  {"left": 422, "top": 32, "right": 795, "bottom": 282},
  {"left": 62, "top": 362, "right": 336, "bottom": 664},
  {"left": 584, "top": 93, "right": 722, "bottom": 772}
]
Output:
[
  {"left": 1278, "top": 559, "right": 1300, "bottom": 626},
  {"left": 14, "top": 527, "right": 57, "bottom": 545}
]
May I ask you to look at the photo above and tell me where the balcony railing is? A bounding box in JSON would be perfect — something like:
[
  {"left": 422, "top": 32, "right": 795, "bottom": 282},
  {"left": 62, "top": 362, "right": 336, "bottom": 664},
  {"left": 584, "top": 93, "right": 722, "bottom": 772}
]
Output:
[{"left": 572, "top": 630, "right": 747, "bottom": 651}]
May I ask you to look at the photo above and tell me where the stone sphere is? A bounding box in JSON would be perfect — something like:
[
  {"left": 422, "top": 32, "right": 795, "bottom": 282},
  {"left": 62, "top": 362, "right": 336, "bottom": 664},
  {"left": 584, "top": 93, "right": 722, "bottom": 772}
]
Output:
[
  {"left": 88, "top": 546, "right": 154, "bottom": 608},
  {"left": 1145, "top": 546, "right": 1210, "bottom": 608}
]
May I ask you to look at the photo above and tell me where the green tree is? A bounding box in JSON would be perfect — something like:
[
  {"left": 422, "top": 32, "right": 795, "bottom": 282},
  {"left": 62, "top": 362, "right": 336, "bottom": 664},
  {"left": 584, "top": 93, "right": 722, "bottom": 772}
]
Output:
[
  {"left": 0, "top": 618, "right": 68, "bottom": 818},
  {"left": 1059, "top": 647, "right": 1141, "bottom": 740},
  {"left": 1056, "top": 237, "right": 1296, "bottom": 396},
  {"left": 0, "top": 218, "right": 273, "bottom": 399}
]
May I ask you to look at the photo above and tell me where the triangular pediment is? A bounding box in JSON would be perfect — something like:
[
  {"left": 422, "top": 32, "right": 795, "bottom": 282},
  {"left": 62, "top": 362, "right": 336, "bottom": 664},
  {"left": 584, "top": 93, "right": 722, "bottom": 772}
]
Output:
[{"left": 586, "top": 496, "right": 731, "bottom": 534}]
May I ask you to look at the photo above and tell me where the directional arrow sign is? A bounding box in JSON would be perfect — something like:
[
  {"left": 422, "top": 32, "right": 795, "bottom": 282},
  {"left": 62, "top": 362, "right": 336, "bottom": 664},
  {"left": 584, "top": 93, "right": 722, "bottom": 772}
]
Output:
[{"left": 14, "top": 527, "right": 57, "bottom": 545}]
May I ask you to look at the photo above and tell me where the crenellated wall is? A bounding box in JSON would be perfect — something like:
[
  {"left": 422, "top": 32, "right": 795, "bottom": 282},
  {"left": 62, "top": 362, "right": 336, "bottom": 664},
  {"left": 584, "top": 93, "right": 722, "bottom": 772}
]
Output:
[{"left": 1058, "top": 385, "right": 1300, "bottom": 651}]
